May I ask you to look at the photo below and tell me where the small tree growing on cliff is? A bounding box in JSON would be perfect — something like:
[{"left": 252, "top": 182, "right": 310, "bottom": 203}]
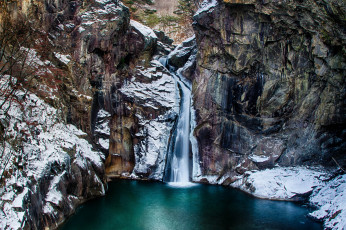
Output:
[
  {"left": 175, "top": 0, "right": 197, "bottom": 19},
  {"left": 0, "top": 13, "right": 39, "bottom": 182},
  {"left": 0, "top": 15, "right": 37, "bottom": 110},
  {"left": 0, "top": 10, "right": 68, "bottom": 182},
  {"left": 174, "top": 0, "right": 200, "bottom": 41}
]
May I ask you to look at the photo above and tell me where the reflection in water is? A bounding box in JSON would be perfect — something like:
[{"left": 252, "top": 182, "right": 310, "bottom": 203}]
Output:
[{"left": 61, "top": 180, "right": 321, "bottom": 230}]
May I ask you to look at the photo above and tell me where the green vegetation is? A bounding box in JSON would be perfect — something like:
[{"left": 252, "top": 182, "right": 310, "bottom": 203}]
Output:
[
  {"left": 161, "top": 15, "right": 180, "bottom": 28},
  {"left": 123, "top": 0, "right": 180, "bottom": 30},
  {"left": 175, "top": 0, "right": 197, "bottom": 19},
  {"left": 143, "top": 13, "right": 160, "bottom": 28},
  {"left": 123, "top": 0, "right": 199, "bottom": 43},
  {"left": 124, "top": 0, "right": 154, "bottom": 5}
]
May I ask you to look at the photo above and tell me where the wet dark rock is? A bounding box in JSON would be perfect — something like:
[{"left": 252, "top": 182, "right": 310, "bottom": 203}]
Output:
[
  {"left": 1, "top": 0, "right": 176, "bottom": 229},
  {"left": 168, "top": 36, "right": 197, "bottom": 69},
  {"left": 192, "top": 0, "right": 346, "bottom": 179},
  {"left": 2, "top": 0, "right": 345, "bottom": 228},
  {"left": 154, "top": 30, "right": 174, "bottom": 46}
]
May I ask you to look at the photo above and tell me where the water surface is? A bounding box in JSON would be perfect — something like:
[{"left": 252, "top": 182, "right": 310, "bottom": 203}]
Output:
[{"left": 61, "top": 180, "right": 321, "bottom": 230}]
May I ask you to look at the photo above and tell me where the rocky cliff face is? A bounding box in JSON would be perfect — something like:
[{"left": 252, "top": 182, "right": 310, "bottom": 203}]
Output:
[
  {"left": 2, "top": 0, "right": 178, "bottom": 178},
  {"left": 1, "top": 0, "right": 345, "bottom": 228},
  {"left": 0, "top": 87, "right": 106, "bottom": 229},
  {"left": 1, "top": 0, "right": 178, "bottom": 228},
  {"left": 191, "top": 0, "right": 345, "bottom": 182}
]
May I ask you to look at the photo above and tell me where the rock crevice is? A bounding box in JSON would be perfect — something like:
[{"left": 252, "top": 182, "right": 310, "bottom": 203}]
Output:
[{"left": 191, "top": 0, "right": 345, "bottom": 179}]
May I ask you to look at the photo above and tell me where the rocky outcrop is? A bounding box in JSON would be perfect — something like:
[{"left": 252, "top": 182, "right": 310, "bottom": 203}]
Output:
[
  {"left": 89, "top": 19, "right": 178, "bottom": 180},
  {"left": 2, "top": 0, "right": 178, "bottom": 177},
  {"left": 0, "top": 87, "right": 105, "bottom": 229},
  {"left": 168, "top": 36, "right": 197, "bottom": 70},
  {"left": 43, "top": 0, "right": 179, "bottom": 180},
  {"left": 191, "top": 0, "right": 346, "bottom": 181},
  {"left": 167, "top": 36, "right": 198, "bottom": 82},
  {"left": 105, "top": 59, "right": 179, "bottom": 179},
  {"left": 1, "top": 0, "right": 178, "bottom": 228},
  {"left": 1, "top": 0, "right": 345, "bottom": 228}
]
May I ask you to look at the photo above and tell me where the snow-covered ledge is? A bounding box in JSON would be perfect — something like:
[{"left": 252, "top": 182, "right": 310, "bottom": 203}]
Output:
[
  {"left": 232, "top": 167, "right": 330, "bottom": 200},
  {"left": 0, "top": 76, "right": 106, "bottom": 229},
  {"left": 231, "top": 167, "right": 346, "bottom": 230},
  {"left": 309, "top": 174, "right": 346, "bottom": 230}
]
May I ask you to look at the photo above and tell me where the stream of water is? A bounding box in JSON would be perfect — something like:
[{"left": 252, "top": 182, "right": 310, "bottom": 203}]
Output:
[
  {"left": 60, "top": 57, "right": 322, "bottom": 230},
  {"left": 166, "top": 74, "right": 191, "bottom": 184},
  {"left": 159, "top": 56, "right": 194, "bottom": 185}
]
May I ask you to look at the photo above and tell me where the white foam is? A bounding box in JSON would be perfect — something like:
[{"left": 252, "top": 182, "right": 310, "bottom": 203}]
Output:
[{"left": 166, "top": 182, "right": 199, "bottom": 188}]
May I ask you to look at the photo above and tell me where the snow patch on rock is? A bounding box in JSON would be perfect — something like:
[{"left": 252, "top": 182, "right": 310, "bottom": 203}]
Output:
[
  {"left": 309, "top": 174, "right": 346, "bottom": 230},
  {"left": 120, "top": 61, "right": 178, "bottom": 111},
  {"left": 79, "top": 0, "right": 125, "bottom": 32},
  {"left": 95, "top": 109, "right": 111, "bottom": 136},
  {"left": 54, "top": 52, "right": 71, "bottom": 65},
  {"left": 0, "top": 78, "right": 105, "bottom": 229},
  {"left": 249, "top": 154, "right": 270, "bottom": 163},
  {"left": 231, "top": 167, "right": 330, "bottom": 200},
  {"left": 130, "top": 20, "right": 157, "bottom": 40},
  {"left": 99, "top": 138, "right": 109, "bottom": 150},
  {"left": 44, "top": 174, "right": 65, "bottom": 210},
  {"left": 167, "top": 35, "right": 196, "bottom": 69},
  {"left": 134, "top": 119, "right": 173, "bottom": 179},
  {"left": 119, "top": 61, "right": 179, "bottom": 180},
  {"left": 227, "top": 166, "right": 346, "bottom": 229},
  {"left": 195, "top": 0, "right": 218, "bottom": 16}
]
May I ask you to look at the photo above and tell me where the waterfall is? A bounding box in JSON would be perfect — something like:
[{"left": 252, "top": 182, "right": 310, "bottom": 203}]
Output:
[
  {"left": 169, "top": 76, "right": 191, "bottom": 183},
  {"left": 159, "top": 57, "right": 194, "bottom": 186}
]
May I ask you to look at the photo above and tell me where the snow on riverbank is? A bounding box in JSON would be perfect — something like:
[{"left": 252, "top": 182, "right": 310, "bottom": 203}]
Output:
[
  {"left": 309, "top": 174, "right": 346, "bottom": 230},
  {"left": 0, "top": 77, "right": 105, "bottom": 229},
  {"left": 232, "top": 167, "right": 330, "bottom": 200},
  {"left": 231, "top": 167, "right": 345, "bottom": 230}
]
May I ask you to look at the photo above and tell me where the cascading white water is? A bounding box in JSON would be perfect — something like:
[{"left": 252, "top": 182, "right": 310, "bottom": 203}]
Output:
[
  {"left": 159, "top": 57, "right": 194, "bottom": 186},
  {"left": 169, "top": 77, "right": 191, "bottom": 183}
]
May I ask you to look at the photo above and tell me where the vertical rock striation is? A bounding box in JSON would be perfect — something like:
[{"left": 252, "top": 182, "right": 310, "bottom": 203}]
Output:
[
  {"left": 2, "top": 0, "right": 178, "bottom": 179},
  {"left": 191, "top": 0, "right": 346, "bottom": 182},
  {"left": 1, "top": 0, "right": 345, "bottom": 228},
  {"left": 1, "top": 0, "right": 178, "bottom": 228}
]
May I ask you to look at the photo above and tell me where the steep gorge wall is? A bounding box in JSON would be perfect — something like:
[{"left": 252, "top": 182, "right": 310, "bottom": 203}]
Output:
[
  {"left": 191, "top": 0, "right": 346, "bottom": 182},
  {"left": 1, "top": 0, "right": 345, "bottom": 227},
  {"left": 1, "top": 0, "right": 177, "bottom": 179},
  {"left": 1, "top": 0, "right": 177, "bottom": 228}
]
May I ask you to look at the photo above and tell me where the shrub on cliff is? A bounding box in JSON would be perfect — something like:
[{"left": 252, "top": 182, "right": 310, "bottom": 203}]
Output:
[{"left": 0, "top": 13, "right": 66, "bottom": 182}]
